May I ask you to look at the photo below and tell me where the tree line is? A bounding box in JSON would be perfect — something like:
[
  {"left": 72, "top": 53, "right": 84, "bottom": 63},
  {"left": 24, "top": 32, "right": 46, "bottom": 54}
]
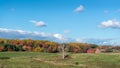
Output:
[{"left": 0, "top": 38, "right": 120, "bottom": 53}]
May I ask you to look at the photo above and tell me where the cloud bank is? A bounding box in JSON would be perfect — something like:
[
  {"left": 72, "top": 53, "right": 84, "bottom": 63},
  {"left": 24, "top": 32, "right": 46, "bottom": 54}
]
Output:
[
  {"left": 0, "top": 28, "right": 120, "bottom": 45},
  {"left": 75, "top": 38, "right": 120, "bottom": 45},
  {"left": 0, "top": 28, "right": 63, "bottom": 41},
  {"left": 99, "top": 19, "right": 120, "bottom": 29}
]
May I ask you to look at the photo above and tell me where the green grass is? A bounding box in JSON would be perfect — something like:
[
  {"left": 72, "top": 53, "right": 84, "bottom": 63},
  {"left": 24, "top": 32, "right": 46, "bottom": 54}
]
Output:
[{"left": 0, "top": 52, "right": 120, "bottom": 68}]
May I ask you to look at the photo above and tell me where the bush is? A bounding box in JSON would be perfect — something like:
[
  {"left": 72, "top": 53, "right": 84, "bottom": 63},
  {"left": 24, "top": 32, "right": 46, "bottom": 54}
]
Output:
[
  {"left": 105, "top": 48, "right": 113, "bottom": 53},
  {"left": 74, "top": 62, "right": 79, "bottom": 65},
  {"left": 0, "top": 57, "right": 10, "bottom": 60},
  {"left": 0, "top": 46, "right": 4, "bottom": 51},
  {"left": 33, "top": 46, "right": 43, "bottom": 52}
]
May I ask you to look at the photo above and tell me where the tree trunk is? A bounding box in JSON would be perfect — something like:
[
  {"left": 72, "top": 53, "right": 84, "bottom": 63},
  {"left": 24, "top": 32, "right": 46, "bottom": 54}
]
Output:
[{"left": 62, "top": 43, "right": 65, "bottom": 59}]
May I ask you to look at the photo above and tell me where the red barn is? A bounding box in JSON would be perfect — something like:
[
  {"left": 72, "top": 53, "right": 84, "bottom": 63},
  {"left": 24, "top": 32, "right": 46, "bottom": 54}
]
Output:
[{"left": 87, "top": 49, "right": 95, "bottom": 53}]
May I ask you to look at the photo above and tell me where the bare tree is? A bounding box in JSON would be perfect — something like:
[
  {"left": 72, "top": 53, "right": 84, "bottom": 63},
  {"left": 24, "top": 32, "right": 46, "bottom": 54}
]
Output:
[
  {"left": 62, "top": 42, "right": 65, "bottom": 59},
  {"left": 61, "top": 30, "right": 69, "bottom": 59}
]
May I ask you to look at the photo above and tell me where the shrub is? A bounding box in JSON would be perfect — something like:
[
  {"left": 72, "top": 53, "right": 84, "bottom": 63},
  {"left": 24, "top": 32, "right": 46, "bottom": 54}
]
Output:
[
  {"left": 74, "top": 62, "right": 79, "bottom": 65},
  {"left": 33, "top": 46, "right": 43, "bottom": 52},
  {"left": 0, "top": 57, "right": 10, "bottom": 60},
  {"left": 0, "top": 46, "right": 4, "bottom": 51},
  {"left": 105, "top": 48, "right": 113, "bottom": 53}
]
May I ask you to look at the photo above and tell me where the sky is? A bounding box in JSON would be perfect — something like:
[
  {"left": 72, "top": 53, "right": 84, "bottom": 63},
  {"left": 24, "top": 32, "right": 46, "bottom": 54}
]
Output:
[{"left": 1, "top": 0, "right": 120, "bottom": 45}]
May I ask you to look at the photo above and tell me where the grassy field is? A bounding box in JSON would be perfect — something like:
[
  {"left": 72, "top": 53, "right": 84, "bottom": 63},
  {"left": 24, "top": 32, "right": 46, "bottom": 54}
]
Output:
[{"left": 0, "top": 52, "right": 120, "bottom": 68}]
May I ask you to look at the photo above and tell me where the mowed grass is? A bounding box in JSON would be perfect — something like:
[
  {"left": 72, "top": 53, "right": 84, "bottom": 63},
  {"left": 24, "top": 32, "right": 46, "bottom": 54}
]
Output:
[{"left": 0, "top": 52, "right": 120, "bottom": 68}]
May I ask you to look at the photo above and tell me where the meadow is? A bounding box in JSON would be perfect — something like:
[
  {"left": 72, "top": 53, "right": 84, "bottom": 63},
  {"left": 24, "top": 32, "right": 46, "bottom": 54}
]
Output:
[{"left": 0, "top": 52, "right": 120, "bottom": 68}]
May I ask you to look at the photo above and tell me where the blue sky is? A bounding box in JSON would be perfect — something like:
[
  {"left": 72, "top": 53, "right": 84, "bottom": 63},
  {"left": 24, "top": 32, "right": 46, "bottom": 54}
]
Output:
[{"left": 1, "top": 0, "right": 120, "bottom": 45}]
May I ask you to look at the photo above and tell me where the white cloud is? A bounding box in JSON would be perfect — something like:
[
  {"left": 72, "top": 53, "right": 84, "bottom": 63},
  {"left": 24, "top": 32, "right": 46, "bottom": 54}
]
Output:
[
  {"left": 75, "top": 38, "right": 120, "bottom": 45},
  {"left": 101, "top": 39, "right": 120, "bottom": 45},
  {"left": 30, "top": 20, "right": 47, "bottom": 27},
  {"left": 76, "top": 38, "right": 84, "bottom": 43},
  {"left": 0, "top": 28, "right": 52, "bottom": 40},
  {"left": 1, "top": 28, "right": 120, "bottom": 45},
  {"left": 99, "top": 19, "right": 120, "bottom": 29},
  {"left": 53, "top": 34, "right": 64, "bottom": 40},
  {"left": 0, "top": 28, "right": 69, "bottom": 42},
  {"left": 74, "top": 5, "right": 84, "bottom": 12},
  {"left": 33, "top": 31, "right": 47, "bottom": 37}
]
